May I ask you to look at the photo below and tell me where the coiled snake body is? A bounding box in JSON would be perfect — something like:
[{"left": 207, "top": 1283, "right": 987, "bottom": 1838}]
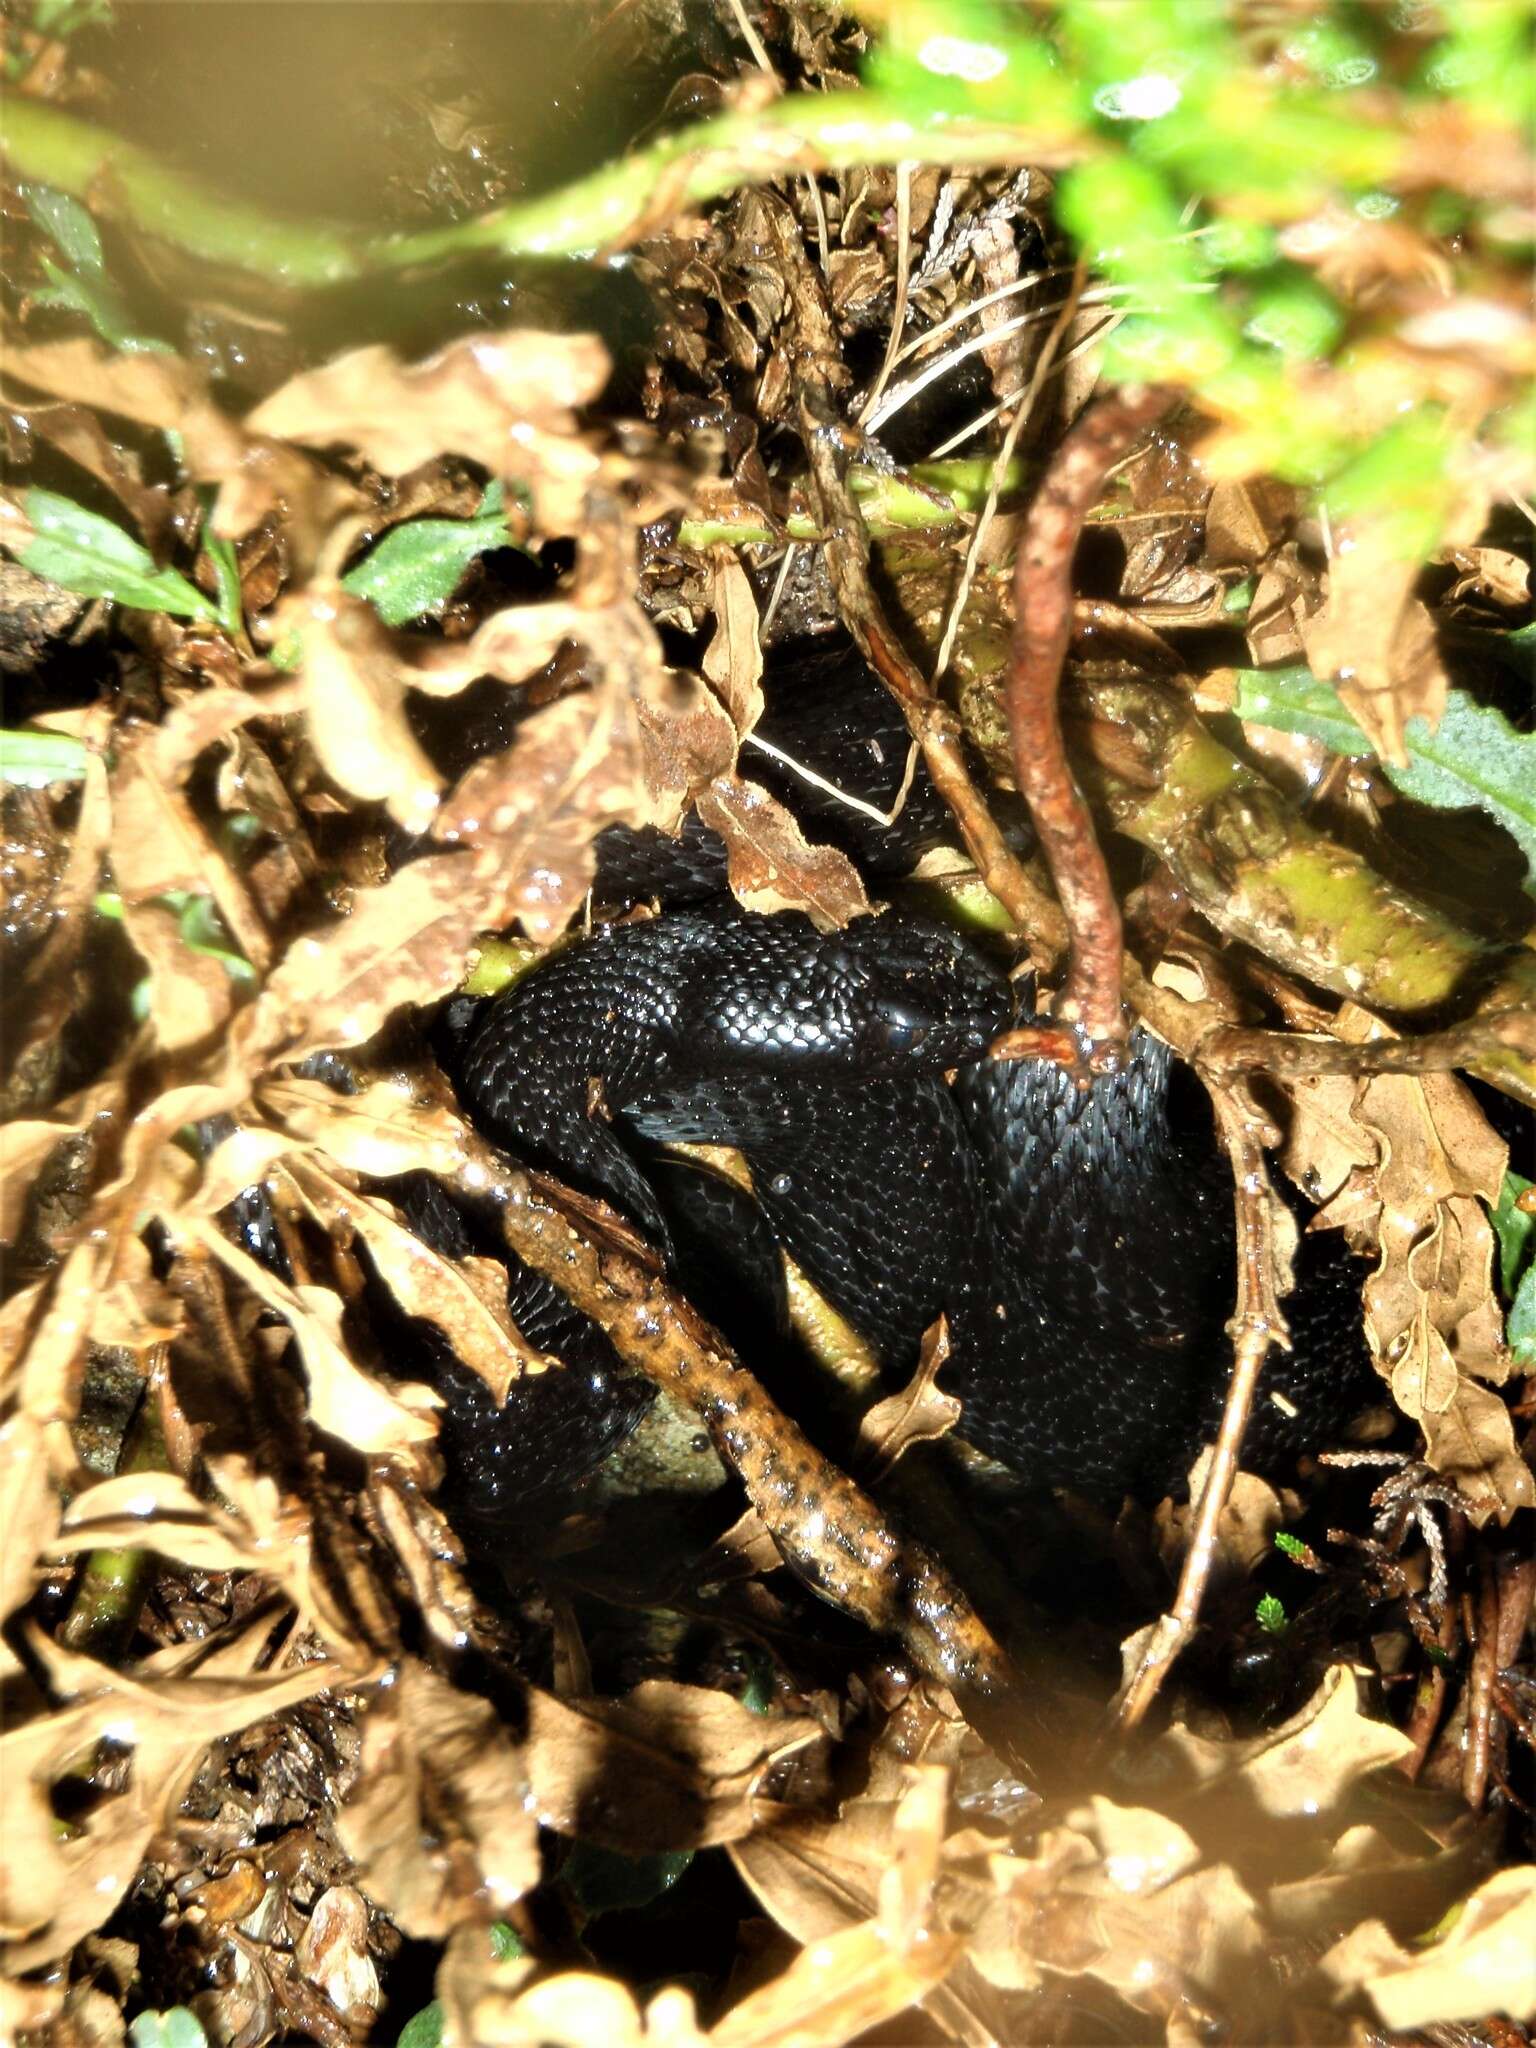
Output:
[{"left": 426, "top": 655, "right": 1366, "bottom": 1515}]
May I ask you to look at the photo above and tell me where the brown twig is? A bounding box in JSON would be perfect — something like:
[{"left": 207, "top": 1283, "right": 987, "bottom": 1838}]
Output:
[
  {"left": 1468, "top": 1550, "right": 1536, "bottom": 1808},
  {"left": 1200, "top": 1008, "right": 1536, "bottom": 1086},
  {"left": 1115, "top": 1085, "right": 1289, "bottom": 1733},
  {"left": 452, "top": 1132, "right": 1044, "bottom": 1782},
  {"left": 1464, "top": 1548, "right": 1502, "bottom": 1809},
  {"left": 1007, "top": 384, "right": 1175, "bottom": 1050}
]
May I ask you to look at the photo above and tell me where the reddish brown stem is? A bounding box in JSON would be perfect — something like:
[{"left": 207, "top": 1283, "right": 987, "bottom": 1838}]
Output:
[{"left": 1008, "top": 385, "right": 1174, "bottom": 1049}]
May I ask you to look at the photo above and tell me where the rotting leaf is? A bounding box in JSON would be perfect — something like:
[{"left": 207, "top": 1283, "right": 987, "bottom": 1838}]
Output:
[
  {"left": 695, "top": 775, "right": 872, "bottom": 932},
  {"left": 1317, "top": 1863, "right": 1536, "bottom": 2029},
  {"left": 337, "top": 1658, "right": 541, "bottom": 1942},
  {"left": 433, "top": 688, "right": 647, "bottom": 942},
  {"left": 524, "top": 1678, "right": 822, "bottom": 1854},
  {"left": 246, "top": 329, "right": 611, "bottom": 532},
  {"left": 282, "top": 1154, "right": 555, "bottom": 1397}
]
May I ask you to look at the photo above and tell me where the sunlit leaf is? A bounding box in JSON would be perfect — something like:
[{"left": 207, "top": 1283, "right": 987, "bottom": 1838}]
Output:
[
  {"left": 341, "top": 480, "right": 521, "bottom": 625},
  {"left": 7, "top": 487, "right": 215, "bottom": 619},
  {"left": 1234, "top": 665, "right": 1536, "bottom": 894}
]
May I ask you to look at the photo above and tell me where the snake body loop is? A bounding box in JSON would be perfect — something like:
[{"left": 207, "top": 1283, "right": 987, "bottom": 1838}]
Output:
[{"left": 412, "top": 648, "right": 1369, "bottom": 1515}]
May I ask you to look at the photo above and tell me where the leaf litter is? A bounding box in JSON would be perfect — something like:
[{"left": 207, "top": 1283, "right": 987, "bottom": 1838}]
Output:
[{"left": 1, "top": 4, "right": 1533, "bottom": 2043}]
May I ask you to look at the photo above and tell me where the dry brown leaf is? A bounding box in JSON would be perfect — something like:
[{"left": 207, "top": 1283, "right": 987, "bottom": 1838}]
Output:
[
  {"left": 525, "top": 1679, "right": 822, "bottom": 1853},
  {"left": 966, "top": 1812, "right": 1267, "bottom": 2031},
  {"left": 1155, "top": 1452, "right": 1298, "bottom": 1583},
  {"left": 261, "top": 1074, "right": 473, "bottom": 1181},
  {"left": 236, "top": 852, "right": 490, "bottom": 1068},
  {"left": 713, "top": 1917, "right": 965, "bottom": 2048},
  {"left": 1286, "top": 1018, "right": 1528, "bottom": 1517},
  {"left": 434, "top": 1940, "right": 705, "bottom": 2048},
  {"left": 1203, "top": 478, "right": 1302, "bottom": 568},
  {"left": 337, "top": 1658, "right": 540, "bottom": 1941},
  {"left": 1300, "top": 536, "right": 1449, "bottom": 765},
  {"left": 1160, "top": 1663, "right": 1416, "bottom": 1819},
  {"left": 1442, "top": 544, "right": 1530, "bottom": 610},
  {"left": 702, "top": 548, "right": 765, "bottom": 736},
  {"left": 294, "top": 1885, "right": 379, "bottom": 2023},
  {"left": 0, "top": 1612, "right": 369, "bottom": 1971},
  {"left": 270, "top": 586, "right": 445, "bottom": 832},
  {"left": 109, "top": 719, "right": 270, "bottom": 973},
  {"left": 178, "top": 1216, "right": 439, "bottom": 1451},
  {"left": 695, "top": 775, "right": 872, "bottom": 932},
  {"left": 856, "top": 1318, "right": 962, "bottom": 1481},
  {"left": 283, "top": 1154, "right": 553, "bottom": 1397},
  {"left": 1317, "top": 1863, "right": 1536, "bottom": 2029},
  {"left": 247, "top": 329, "right": 611, "bottom": 531},
  {"left": 118, "top": 898, "right": 236, "bottom": 1055}
]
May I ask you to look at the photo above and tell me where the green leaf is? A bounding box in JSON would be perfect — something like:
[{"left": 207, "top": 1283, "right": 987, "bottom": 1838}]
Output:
[
  {"left": 23, "top": 180, "right": 104, "bottom": 273},
  {"left": 24, "top": 182, "right": 169, "bottom": 354},
  {"left": 1492, "top": 1172, "right": 1536, "bottom": 1299},
  {"left": 31, "top": 0, "right": 112, "bottom": 36},
  {"left": 561, "top": 1843, "right": 694, "bottom": 1917},
  {"left": 1255, "top": 1593, "right": 1288, "bottom": 1635},
  {"left": 396, "top": 2000, "right": 445, "bottom": 2048},
  {"left": 12, "top": 487, "right": 215, "bottom": 620},
  {"left": 1232, "top": 666, "right": 1536, "bottom": 896},
  {"left": 0, "top": 726, "right": 87, "bottom": 787},
  {"left": 1273, "top": 1531, "right": 1308, "bottom": 1562},
  {"left": 197, "top": 493, "right": 244, "bottom": 634},
  {"left": 127, "top": 2011, "right": 208, "bottom": 2048},
  {"left": 488, "top": 1920, "right": 524, "bottom": 1960},
  {"left": 394, "top": 1925, "right": 521, "bottom": 2048},
  {"left": 341, "top": 483, "right": 518, "bottom": 626},
  {"left": 1491, "top": 1172, "right": 1536, "bottom": 1369}
]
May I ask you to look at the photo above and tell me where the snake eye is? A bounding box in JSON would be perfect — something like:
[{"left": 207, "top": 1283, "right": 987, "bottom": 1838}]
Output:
[{"left": 880, "top": 1006, "right": 929, "bottom": 1054}]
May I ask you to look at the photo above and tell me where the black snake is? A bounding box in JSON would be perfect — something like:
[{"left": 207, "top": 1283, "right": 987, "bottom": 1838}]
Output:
[{"left": 412, "top": 651, "right": 1368, "bottom": 1517}]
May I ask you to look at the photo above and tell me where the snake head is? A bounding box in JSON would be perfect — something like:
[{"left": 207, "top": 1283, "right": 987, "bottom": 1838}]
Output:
[
  {"left": 693, "top": 907, "right": 1010, "bottom": 1077},
  {"left": 837, "top": 912, "right": 1011, "bottom": 1070}
]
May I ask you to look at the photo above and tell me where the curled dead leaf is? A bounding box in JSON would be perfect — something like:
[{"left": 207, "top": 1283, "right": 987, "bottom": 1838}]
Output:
[
  {"left": 695, "top": 775, "right": 872, "bottom": 932},
  {"left": 525, "top": 1679, "right": 822, "bottom": 1853},
  {"left": 247, "top": 329, "right": 611, "bottom": 532},
  {"left": 337, "top": 1658, "right": 541, "bottom": 1942}
]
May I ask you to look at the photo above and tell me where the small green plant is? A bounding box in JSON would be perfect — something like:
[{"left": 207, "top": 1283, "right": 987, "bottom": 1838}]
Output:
[
  {"left": 6, "top": 488, "right": 216, "bottom": 621},
  {"left": 1255, "top": 1593, "right": 1288, "bottom": 1635}
]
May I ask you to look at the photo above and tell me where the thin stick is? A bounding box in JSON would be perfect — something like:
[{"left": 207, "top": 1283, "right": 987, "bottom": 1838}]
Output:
[
  {"left": 1201, "top": 1008, "right": 1536, "bottom": 1085},
  {"left": 858, "top": 161, "right": 916, "bottom": 425},
  {"left": 1007, "top": 383, "right": 1175, "bottom": 1047},
  {"left": 1115, "top": 1088, "right": 1288, "bottom": 1732},
  {"left": 743, "top": 727, "right": 919, "bottom": 827},
  {"left": 931, "top": 262, "right": 1085, "bottom": 685},
  {"left": 455, "top": 1134, "right": 1044, "bottom": 1781}
]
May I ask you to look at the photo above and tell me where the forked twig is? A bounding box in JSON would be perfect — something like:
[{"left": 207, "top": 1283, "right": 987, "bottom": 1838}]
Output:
[
  {"left": 1115, "top": 1084, "right": 1289, "bottom": 1732},
  {"left": 1007, "top": 383, "right": 1175, "bottom": 1050}
]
